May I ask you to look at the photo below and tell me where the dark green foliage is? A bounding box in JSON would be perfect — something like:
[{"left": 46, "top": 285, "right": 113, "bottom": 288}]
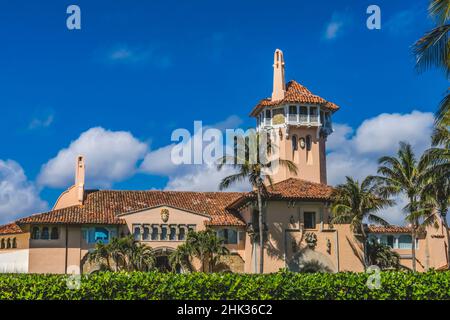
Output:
[
  {"left": 366, "top": 241, "right": 402, "bottom": 270},
  {"left": 0, "top": 271, "right": 450, "bottom": 300}
]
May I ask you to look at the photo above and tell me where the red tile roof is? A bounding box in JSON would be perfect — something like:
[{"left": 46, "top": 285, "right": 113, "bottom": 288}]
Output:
[
  {"left": 16, "top": 190, "right": 247, "bottom": 227},
  {"left": 250, "top": 80, "right": 340, "bottom": 116},
  {"left": 0, "top": 223, "right": 24, "bottom": 235},
  {"left": 228, "top": 178, "right": 334, "bottom": 209},
  {"left": 367, "top": 225, "right": 412, "bottom": 234},
  {"left": 15, "top": 179, "right": 336, "bottom": 227}
]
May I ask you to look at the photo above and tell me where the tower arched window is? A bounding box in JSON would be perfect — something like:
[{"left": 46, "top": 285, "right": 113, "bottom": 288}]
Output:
[
  {"left": 292, "top": 135, "right": 298, "bottom": 151},
  {"left": 306, "top": 135, "right": 312, "bottom": 151},
  {"left": 12, "top": 238, "right": 17, "bottom": 248},
  {"left": 6, "top": 239, "right": 11, "bottom": 249},
  {"left": 1, "top": 239, "right": 4, "bottom": 249},
  {"left": 31, "top": 227, "right": 40, "bottom": 240}
]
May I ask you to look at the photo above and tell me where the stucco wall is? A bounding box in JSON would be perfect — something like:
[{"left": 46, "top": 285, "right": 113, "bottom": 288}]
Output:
[
  {"left": 239, "top": 200, "right": 365, "bottom": 273},
  {"left": 270, "top": 126, "right": 327, "bottom": 184}
]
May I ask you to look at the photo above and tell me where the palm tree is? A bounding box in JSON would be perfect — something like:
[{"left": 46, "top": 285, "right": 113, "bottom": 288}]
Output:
[
  {"left": 169, "top": 229, "right": 229, "bottom": 272},
  {"left": 87, "top": 241, "right": 112, "bottom": 271},
  {"left": 168, "top": 243, "right": 192, "bottom": 272},
  {"left": 331, "top": 176, "right": 393, "bottom": 269},
  {"left": 413, "top": 0, "right": 449, "bottom": 126},
  {"left": 366, "top": 240, "right": 401, "bottom": 270},
  {"left": 87, "top": 236, "right": 156, "bottom": 272},
  {"left": 127, "top": 242, "right": 156, "bottom": 272},
  {"left": 370, "top": 142, "right": 435, "bottom": 272},
  {"left": 217, "top": 131, "right": 298, "bottom": 274}
]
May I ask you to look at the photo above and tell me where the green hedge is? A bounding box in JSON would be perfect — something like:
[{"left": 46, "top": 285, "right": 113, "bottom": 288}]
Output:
[{"left": 0, "top": 271, "right": 449, "bottom": 300}]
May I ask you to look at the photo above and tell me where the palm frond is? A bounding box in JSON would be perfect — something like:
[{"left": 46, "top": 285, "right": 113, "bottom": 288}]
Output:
[
  {"left": 413, "top": 24, "right": 450, "bottom": 75},
  {"left": 435, "top": 91, "right": 450, "bottom": 127},
  {"left": 429, "top": 0, "right": 450, "bottom": 25}
]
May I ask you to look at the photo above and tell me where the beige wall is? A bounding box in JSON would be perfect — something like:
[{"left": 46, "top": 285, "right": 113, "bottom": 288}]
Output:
[
  {"left": 239, "top": 200, "right": 364, "bottom": 273},
  {"left": 121, "top": 205, "right": 209, "bottom": 251},
  {"left": 270, "top": 126, "right": 327, "bottom": 185},
  {"left": 16, "top": 203, "right": 448, "bottom": 275}
]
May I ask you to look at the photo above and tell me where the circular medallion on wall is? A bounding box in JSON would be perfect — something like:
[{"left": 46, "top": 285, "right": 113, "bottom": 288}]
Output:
[
  {"left": 299, "top": 137, "right": 306, "bottom": 149},
  {"left": 161, "top": 209, "right": 170, "bottom": 223}
]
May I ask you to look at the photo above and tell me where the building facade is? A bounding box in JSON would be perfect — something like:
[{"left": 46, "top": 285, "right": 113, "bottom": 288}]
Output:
[{"left": 0, "top": 49, "right": 447, "bottom": 274}]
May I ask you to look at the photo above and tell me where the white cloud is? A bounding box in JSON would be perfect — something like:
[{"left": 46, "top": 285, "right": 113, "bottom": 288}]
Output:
[
  {"left": 353, "top": 111, "right": 433, "bottom": 155},
  {"left": 323, "top": 12, "right": 348, "bottom": 40},
  {"left": 140, "top": 143, "right": 178, "bottom": 176},
  {"left": 105, "top": 44, "right": 172, "bottom": 68},
  {"left": 165, "top": 163, "right": 251, "bottom": 192},
  {"left": 38, "top": 127, "right": 148, "bottom": 188},
  {"left": 327, "top": 110, "right": 434, "bottom": 225},
  {"left": 29, "top": 114, "right": 54, "bottom": 130},
  {"left": 0, "top": 160, "right": 47, "bottom": 223},
  {"left": 140, "top": 115, "right": 250, "bottom": 191}
]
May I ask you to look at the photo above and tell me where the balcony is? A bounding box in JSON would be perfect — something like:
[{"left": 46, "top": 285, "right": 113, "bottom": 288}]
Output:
[{"left": 259, "top": 106, "right": 332, "bottom": 129}]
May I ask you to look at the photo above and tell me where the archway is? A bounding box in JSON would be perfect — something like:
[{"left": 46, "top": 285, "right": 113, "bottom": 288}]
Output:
[{"left": 153, "top": 247, "right": 186, "bottom": 273}]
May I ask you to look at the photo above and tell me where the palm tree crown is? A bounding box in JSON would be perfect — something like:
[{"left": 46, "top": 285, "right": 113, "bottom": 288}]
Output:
[{"left": 331, "top": 176, "right": 392, "bottom": 268}]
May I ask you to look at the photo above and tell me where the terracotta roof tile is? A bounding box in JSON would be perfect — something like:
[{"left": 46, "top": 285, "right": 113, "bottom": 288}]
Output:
[
  {"left": 250, "top": 80, "right": 340, "bottom": 116},
  {"left": 367, "top": 225, "right": 412, "bottom": 234},
  {"left": 0, "top": 223, "right": 24, "bottom": 235},
  {"left": 16, "top": 190, "right": 247, "bottom": 227},
  {"left": 229, "top": 178, "right": 334, "bottom": 208}
]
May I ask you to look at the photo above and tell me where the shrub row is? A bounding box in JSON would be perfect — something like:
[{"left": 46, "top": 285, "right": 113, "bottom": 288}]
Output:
[{"left": 0, "top": 271, "right": 449, "bottom": 300}]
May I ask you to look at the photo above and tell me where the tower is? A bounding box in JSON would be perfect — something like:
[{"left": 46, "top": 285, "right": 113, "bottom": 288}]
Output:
[{"left": 250, "top": 49, "right": 339, "bottom": 185}]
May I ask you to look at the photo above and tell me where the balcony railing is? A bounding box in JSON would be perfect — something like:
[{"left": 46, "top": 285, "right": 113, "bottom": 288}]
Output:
[{"left": 288, "top": 114, "right": 297, "bottom": 123}]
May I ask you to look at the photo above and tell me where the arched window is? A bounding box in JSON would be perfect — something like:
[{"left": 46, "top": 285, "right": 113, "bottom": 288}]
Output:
[
  {"left": 306, "top": 135, "right": 312, "bottom": 151},
  {"left": 151, "top": 226, "right": 159, "bottom": 241},
  {"left": 143, "top": 226, "right": 150, "bottom": 241},
  {"left": 31, "top": 227, "right": 40, "bottom": 240},
  {"left": 398, "top": 235, "right": 413, "bottom": 249},
  {"left": 41, "top": 227, "right": 49, "bottom": 240},
  {"left": 12, "top": 238, "right": 17, "bottom": 248},
  {"left": 6, "top": 239, "right": 11, "bottom": 249},
  {"left": 133, "top": 226, "right": 141, "bottom": 241},
  {"left": 292, "top": 135, "right": 298, "bottom": 151},
  {"left": 169, "top": 226, "right": 177, "bottom": 241},
  {"left": 1, "top": 239, "right": 5, "bottom": 249},
  {"left": 50, "top": 227, "right": 59, "bottom": 240},
  {"left": 160, "top": 226, "right": 168, "bottom": 241},
  {"left": 178, "top": 227, "right": 186, "bottom": 241}
]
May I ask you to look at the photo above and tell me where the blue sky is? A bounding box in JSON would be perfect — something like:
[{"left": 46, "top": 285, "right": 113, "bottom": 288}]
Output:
[{"left": 0, "top": 0, "right": 447, "bottom": 224}]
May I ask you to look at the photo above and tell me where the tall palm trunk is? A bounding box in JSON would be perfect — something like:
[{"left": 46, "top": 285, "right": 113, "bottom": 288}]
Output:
[
  {"left": 440, "top": 212, "right": 450, "bottom": 269},
  {"left": 360, "top": 223, "right": 368, "bottom": 270},
  {"left": 257, "top": 190, "right": 264, "bottom": 274},
  {"left": 411, "top": 226, "right": 417, "bottom": 272}
]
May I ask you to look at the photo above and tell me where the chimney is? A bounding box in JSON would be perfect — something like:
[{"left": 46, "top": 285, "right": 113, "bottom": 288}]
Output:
[
  {"left": 75, "top": 155, "right": 85, "bottom": 204},
  {"left": 272, "top": 49, "right": 286, "bottom": 101}
]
